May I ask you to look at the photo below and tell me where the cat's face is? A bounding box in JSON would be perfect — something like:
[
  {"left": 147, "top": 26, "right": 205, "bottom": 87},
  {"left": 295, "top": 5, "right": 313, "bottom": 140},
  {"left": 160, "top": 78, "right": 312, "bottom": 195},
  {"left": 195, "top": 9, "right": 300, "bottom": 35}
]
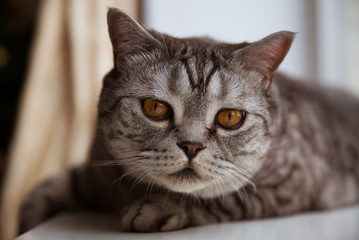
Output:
[{"left": 98, "top": 9, "right": 294, "bottom": 198}]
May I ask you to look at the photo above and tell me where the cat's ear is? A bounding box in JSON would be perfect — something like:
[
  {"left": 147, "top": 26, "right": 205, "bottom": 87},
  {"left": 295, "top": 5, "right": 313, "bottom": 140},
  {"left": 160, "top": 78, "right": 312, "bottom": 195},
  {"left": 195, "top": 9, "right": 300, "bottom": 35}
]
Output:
[
  {"left": 237, "top": 31, "right": 295, "bottom": 89},
  {"left": 107, "top": 8, "right": 162, "bottom": 68}
]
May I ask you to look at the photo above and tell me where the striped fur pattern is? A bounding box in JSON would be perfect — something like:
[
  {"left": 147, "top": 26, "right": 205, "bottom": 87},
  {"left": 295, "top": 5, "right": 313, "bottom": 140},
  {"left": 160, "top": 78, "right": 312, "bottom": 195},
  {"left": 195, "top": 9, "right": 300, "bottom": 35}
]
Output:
[{"left": 20, "top": 9, "right": 359, "bottom": 233}]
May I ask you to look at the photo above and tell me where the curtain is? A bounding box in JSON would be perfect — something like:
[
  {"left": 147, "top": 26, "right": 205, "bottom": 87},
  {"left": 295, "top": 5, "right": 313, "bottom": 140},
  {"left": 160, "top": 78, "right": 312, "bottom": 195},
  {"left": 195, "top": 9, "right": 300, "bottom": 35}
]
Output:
[{"left": 0, "top": 1, "right": 140, "bottom": 239}]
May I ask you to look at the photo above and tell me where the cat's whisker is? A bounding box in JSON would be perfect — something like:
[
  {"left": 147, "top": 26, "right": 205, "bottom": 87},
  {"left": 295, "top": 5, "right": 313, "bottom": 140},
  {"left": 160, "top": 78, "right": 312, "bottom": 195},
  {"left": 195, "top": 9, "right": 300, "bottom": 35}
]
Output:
[
  {"left": 231, "top": 167, "right": 257, "bottom": 189},
  {"left": 214, "top": 179, "right": 222, "bottom": 201},
  {"left": 145, "top": 176, "right": 158, "bottom": 197},
  {"left": 162, "top": 188, "right": 172, "bottom": 203},
  {"left": 214, "top": 162, "right": 251, "bottom": 184},
  {"left": 114, "top": 159, "right": 148, "bottom": 166},
  {"left": 236, "top": 188, "right": 249, "bottom": 203},
  {"left": 205, "top": 177, "right": 216, "bottom": 203},
  {"left": 95, "top": 155, "right": 143, "bottom": 162},
  {"left": 231, "top": 176, "right": 253, "bottom": 201},
  {"left": 109, "top": 174, "right": 128, "bottom": 190},
  {"left": 189, "top": 192, "right": 199, "bottom": 206},
  {"left": 160, "top": 33, "right": 170, "bottom": 58},
  {"left": 222, "top": 171, "right": 243, "bottom": 190},
  {"left": 115, "top": 149, "right": 143, "bottom": 154},
  {"left": 219, "top": 166, "right": 256, "bottom": 199},
  {"left": 193, "top": 192, "right": 201, "bottom": 204},
  {"left": 216, "top": 170, "right": 244, "bottom": 201},
  {"left": 239, "top": 173, "right": 257, "bottom": 193},
  {"left": 92, "top": 157, "right": 147, "bottom": 167},
  {"left": 114, "top": 154, "right": 144, "bottom": 160},
  {"left": 212, "top": 179, "right": 225, "bottom": 204},
  {"left": 110, "top": 166, "right": 143, "bottom": 188},
  {"left": 130, "top": 168, "right": 153, "bottom": 192},
  {"left": 111, "top": 162, "right": 153, "bottom": 188},
  {"left": 221, "top": 169, "right": 250, "bottom": 202},
  {"left": 149, "top": 177, "right": 157, "bottom": 196}
]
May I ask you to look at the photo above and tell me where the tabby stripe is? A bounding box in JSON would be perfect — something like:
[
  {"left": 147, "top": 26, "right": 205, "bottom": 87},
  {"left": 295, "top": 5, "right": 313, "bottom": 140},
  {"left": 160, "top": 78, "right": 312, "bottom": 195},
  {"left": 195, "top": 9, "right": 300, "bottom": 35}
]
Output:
[
  {"left": 204, "top": 51, "right": 219, "bottom": 91},
  {"left": 99, "top": 96, "right": 128, "bottom": 118},
  {"left": 215, "top": 199, "right": 234, "bottom": 220},
  {"left": 251, "top": 113, "right": 270, "bottom": 136},
  {"left": 268, "top": 163, "right": 299, "bottom": 189},
  {"left": 233, "top": 192, "right": 247, "bottom": 219},
  {"left": 181, "top": 58, "right": 197, "bottom": 90},
  {"left": 204, "top": 203, "right": 221, "bottom": 222},
  {"left": 234, "top": 150, "right": 256, "bottom": 157},
  {"left": 212, "top": 135, "right": 233, "bottom": 163},
  {"left": 274, "top": 192, "right": 292, "bottom": 205},
  {"left": 195, "top": 54, "right": 205, "bottom": 89},
  {"left": 117, "top": 112, "right": 130, "bottom": 128},
  {"left": 231, "top": 126, "right": 257, "bottom": 142},
  {"left": 254, "top": 193, "right": 268, "bottom": 218}
]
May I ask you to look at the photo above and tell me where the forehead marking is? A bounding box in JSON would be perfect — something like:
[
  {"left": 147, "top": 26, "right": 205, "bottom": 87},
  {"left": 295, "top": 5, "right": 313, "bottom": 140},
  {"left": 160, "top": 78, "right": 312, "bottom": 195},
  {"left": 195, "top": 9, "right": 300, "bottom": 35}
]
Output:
[
  {"left": 181, "top": 58, "right": 196, "bottom": 90},
  {"left": 181, "top": 51, "right": 219, "bottom": 93}
]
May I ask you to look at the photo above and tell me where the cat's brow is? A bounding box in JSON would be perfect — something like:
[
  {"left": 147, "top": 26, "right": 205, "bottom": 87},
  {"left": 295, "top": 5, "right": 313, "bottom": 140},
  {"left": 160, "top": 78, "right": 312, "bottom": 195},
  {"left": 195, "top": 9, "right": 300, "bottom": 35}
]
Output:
[
  {"left": 203, "top": 51, "right": 219, "bottom": 92},
  {"left": 180, "top": 51, "right": 219, "bottom": 93},
  {"left": 181, "top": 57, "right": 197, "bottom": 91}
]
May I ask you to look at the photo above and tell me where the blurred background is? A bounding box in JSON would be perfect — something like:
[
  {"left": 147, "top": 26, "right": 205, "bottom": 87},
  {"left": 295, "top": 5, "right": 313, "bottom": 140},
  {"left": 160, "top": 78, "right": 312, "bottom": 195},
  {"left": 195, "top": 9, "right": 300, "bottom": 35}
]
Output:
[
  {"left": 142, "top": 0, "right": 359, "bottom": 89},
  {"left": 0, "top": 0, "right": 358, "bottom": 239}
]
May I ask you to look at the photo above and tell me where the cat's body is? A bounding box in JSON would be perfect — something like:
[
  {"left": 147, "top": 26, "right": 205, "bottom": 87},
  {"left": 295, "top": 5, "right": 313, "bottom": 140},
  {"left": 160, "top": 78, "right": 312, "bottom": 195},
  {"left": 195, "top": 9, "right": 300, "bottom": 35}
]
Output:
[{"left": 20, "top": 9, "right": 359, "bottom": 233}]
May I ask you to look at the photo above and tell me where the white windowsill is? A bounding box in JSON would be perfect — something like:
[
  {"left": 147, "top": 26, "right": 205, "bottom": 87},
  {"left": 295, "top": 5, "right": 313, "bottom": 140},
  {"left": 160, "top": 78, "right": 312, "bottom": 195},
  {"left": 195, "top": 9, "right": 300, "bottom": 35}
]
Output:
[{"left": 17, "top": 205, "right": 359, "bottom": 240}]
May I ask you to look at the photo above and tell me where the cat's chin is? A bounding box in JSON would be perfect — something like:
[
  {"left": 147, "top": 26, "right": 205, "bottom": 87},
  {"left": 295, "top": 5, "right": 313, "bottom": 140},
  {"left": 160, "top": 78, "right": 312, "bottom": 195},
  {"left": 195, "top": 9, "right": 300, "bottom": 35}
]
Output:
[
  {"left": 161, "top": 178, "right": 241, "bottom": 198},
  {"left": 153, "top": 169, "right": 243, "bottom": 197},
  {"left": 193, "top": 182, "right": 240, "bottom": 198},
  {"left": 158, "top": 174, "right": 207, "bottom": 194},
  {"left": 166, "top": 176, "right": 244, "bottom": 199}
]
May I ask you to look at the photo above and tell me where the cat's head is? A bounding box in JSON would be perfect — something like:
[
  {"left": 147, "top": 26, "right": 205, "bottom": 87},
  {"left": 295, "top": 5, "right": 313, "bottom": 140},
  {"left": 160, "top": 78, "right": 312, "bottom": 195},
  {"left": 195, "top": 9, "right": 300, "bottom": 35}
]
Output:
[{"left": 97, "top": 9, "right": 294, "bottom": 198}]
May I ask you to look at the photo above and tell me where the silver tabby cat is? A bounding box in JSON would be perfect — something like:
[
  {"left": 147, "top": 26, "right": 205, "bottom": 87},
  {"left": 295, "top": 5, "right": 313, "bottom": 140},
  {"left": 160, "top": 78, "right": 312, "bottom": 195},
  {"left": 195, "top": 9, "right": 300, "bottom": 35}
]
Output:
[{"left": 20, "top": 9, "right": 359, "bottom": 233}]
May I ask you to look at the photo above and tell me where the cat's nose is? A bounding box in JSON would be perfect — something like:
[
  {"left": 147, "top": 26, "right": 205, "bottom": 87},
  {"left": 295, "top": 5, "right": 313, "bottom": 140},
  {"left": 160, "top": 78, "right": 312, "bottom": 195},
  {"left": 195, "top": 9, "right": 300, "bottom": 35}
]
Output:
[{"left": 177, "top": 141, "right": 205, "bottom": 160}]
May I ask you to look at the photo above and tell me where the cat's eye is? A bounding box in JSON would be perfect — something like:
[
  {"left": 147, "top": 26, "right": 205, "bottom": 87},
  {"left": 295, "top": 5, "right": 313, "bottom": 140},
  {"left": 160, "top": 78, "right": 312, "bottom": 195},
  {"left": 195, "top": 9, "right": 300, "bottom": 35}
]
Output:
[
  {"left": 143, "top": 99, "right": 169, "bottom": 120},
  {"left": 216, "top": 109, "right": 245, "bottom": 130}
]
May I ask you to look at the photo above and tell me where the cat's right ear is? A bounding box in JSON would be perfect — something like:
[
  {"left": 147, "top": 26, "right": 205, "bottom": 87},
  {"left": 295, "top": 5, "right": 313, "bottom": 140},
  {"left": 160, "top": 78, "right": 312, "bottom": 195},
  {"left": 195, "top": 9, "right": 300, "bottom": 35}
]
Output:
[
  {"left": 236, "top": 31, "right": 295, "bottom": 90},
  {"left": 107, "top": 8, "right": 162, "bottom": 68}
]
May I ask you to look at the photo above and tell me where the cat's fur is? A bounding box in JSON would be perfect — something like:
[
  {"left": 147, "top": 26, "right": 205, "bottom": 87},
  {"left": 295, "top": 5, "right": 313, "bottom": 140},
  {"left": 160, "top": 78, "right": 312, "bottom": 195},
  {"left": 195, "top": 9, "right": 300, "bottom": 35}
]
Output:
[{"left": 20, "top": 9, "right": 359, "bottom": 233}]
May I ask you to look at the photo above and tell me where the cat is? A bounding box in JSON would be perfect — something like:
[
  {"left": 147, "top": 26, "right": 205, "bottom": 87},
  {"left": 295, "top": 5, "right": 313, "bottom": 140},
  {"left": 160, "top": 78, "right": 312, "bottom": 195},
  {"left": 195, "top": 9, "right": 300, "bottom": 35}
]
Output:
[{"left": 20, "top": 8, "right": 359, "bottom": 233}]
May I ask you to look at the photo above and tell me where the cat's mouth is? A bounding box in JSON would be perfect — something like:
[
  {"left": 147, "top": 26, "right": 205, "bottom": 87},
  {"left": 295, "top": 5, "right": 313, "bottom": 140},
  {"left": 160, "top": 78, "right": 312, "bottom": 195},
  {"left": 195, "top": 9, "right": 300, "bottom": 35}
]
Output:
[
  {"left": 169, "top": 167, "right": 200, "bottom": 179},
  {"left": 162, "top": 167, "right": 207, "bottom": 193}
]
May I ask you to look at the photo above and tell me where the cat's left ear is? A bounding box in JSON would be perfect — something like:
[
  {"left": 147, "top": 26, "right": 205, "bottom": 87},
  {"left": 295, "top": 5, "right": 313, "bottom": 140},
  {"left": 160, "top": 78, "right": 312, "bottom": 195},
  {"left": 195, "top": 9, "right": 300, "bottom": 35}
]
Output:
[
  {"left": 237, "top": 31, "right": 295, "bottom": 89},
  {"left": 107, "top": 8, "right": 162, "bottom": 68}
]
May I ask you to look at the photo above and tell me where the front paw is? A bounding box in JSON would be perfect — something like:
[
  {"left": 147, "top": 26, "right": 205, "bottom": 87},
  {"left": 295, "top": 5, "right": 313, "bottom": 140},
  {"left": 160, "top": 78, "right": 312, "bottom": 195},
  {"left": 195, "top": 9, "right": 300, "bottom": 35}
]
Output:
[
  {"left": 19, "top": 171, "right": 75, "bottom": 233},
  {"left": 19, "top": 185, "right": 53, "bottom": 233},
  {"left": 120, "top": 197, "right": 189, "bottom": 232}
]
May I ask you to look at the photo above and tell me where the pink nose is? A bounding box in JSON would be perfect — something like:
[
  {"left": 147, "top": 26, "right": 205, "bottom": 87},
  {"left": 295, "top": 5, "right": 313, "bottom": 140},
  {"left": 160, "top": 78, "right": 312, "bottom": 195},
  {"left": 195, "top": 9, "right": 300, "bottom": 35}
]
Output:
[{"left": 177, "top": 141, "right": 205, "bottom": 160}]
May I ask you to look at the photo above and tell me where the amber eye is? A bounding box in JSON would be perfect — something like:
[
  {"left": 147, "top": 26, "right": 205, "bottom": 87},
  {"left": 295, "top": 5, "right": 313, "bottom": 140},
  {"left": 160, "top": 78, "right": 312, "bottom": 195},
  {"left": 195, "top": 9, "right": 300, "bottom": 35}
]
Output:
[
  {"left": 217, "top": 109, "right": 245, "bottom": 129},
  {"left": 143, "top": 99, "right": 169, "bottom": 119}
]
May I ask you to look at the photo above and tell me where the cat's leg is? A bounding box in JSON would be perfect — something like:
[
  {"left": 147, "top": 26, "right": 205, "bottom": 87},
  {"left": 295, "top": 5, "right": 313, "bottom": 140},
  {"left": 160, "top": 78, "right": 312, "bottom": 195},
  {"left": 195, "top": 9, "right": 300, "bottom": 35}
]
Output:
[
  {"left": 19, "top": 167, "right": 85, "bottom": 233},
  {"left": 119, "top": 193, "right": 246, "bottom": 232},
  {"left": 119, "top": 180, "right": 312, "bottom": 232}
]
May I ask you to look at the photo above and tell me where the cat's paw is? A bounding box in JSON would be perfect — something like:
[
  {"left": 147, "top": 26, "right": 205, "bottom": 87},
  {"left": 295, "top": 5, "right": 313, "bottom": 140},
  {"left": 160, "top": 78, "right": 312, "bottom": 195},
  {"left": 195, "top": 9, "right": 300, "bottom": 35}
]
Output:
[
  {"left": 19, "top": 183, "right": 54, "bottom": 233},
  {"left": 120, "top": 197, "right": 189, "bottom": 232}
]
